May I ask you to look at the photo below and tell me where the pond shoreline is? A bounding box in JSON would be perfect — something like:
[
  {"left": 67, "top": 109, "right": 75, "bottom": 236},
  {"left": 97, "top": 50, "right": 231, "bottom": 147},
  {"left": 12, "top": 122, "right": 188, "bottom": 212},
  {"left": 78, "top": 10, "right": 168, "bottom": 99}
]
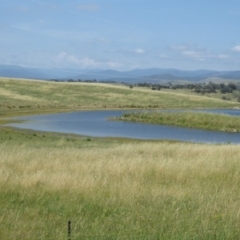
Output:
[{"left": 3, "top": 109, "right": 240, "bottom": 144}]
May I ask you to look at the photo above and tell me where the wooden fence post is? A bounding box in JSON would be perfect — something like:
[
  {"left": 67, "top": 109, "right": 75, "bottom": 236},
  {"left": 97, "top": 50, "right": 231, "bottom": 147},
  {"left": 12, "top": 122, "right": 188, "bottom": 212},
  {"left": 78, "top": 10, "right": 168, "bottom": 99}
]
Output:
[{"left": 68, "top": 220, "right": 71, "bottom": 240}]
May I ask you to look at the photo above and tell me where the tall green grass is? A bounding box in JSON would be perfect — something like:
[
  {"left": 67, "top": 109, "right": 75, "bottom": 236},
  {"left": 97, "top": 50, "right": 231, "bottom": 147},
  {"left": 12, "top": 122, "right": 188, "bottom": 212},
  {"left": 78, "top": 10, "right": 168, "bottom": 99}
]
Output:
[
  {"left": 1, "top": 129, "right": 240, "bottom": 239},
  {"left": 116, "top": 111, "right": 240, "bottom": 132}
]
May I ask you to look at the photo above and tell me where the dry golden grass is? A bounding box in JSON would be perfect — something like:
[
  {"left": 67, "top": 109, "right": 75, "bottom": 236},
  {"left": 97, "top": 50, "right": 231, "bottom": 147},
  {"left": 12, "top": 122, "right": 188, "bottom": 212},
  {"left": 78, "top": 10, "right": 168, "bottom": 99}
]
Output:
[
  {"left": 2, "top": 142, "right": 239, "bottom": 193},
  {"left": 1, "top": 136, "right": 240, "bottom": 239},
  {"left": 0, "top": 87, "right": 42, "bottom": 102}
]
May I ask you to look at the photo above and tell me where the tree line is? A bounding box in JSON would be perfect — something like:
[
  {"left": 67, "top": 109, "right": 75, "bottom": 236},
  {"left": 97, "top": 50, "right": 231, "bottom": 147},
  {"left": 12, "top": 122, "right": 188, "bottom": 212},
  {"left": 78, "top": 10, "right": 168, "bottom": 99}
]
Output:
[{"left": 136, "top": 82, "right": 240, "bottom": 94}]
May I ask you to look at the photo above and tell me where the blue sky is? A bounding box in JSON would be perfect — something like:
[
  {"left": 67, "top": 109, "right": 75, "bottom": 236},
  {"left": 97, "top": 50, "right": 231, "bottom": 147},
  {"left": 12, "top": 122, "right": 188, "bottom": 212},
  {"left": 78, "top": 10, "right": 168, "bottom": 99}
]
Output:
[{"left": 1, "top": 0, "right": 240, "bottom": 70}]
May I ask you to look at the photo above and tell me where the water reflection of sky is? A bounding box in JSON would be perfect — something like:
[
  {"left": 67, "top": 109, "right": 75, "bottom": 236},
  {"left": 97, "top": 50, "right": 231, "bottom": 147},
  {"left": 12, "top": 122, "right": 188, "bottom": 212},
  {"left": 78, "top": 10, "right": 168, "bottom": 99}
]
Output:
[{"left": 5, "top": 109, "right": 240, "bottom": 144}]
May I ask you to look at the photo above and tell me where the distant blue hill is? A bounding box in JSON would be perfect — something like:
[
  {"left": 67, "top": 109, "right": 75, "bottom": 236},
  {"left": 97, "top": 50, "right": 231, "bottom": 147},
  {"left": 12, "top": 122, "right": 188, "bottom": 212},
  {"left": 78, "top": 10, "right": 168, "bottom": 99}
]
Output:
[{"left": 0, "top": 64, "right": 240, "bottom": 83}]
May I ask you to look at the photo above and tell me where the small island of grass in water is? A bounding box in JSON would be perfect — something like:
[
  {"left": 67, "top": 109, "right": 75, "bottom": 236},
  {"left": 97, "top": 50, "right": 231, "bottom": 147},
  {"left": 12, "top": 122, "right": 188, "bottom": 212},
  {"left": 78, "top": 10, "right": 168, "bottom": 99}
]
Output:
[{"left": 114, "top": 111, "right": 240, "bottom": 132}]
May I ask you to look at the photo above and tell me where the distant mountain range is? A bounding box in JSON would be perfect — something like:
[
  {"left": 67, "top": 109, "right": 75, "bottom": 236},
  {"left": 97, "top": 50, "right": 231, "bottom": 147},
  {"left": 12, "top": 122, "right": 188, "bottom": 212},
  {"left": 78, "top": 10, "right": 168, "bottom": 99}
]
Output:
[{"left": 1, "top": 64, "right": 240, "bottom": 84}]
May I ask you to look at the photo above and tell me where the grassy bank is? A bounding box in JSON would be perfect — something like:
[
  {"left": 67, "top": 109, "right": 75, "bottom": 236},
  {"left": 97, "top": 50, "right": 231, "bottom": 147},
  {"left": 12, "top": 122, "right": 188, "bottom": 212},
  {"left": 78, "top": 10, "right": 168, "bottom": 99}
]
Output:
[
  {"left": 1, "top": 129, "right": 240, "bottom": 239},
  {"left": 115, "top": 111, "right": 240, "bottom": 132}
]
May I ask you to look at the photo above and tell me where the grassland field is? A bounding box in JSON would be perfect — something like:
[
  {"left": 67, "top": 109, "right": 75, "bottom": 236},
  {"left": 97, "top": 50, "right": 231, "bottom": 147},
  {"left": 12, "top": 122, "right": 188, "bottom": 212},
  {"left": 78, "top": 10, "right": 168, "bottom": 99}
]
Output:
[{"left": 1, "top": 78, "right": 240, "bottom": 239}]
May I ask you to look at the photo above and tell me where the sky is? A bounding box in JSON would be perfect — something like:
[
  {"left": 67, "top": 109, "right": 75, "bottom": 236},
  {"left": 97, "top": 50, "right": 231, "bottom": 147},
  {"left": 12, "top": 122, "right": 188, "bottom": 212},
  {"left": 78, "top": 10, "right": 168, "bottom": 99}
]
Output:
[{"left": 1, "top": 0, "right": 240, "bottom": 71}]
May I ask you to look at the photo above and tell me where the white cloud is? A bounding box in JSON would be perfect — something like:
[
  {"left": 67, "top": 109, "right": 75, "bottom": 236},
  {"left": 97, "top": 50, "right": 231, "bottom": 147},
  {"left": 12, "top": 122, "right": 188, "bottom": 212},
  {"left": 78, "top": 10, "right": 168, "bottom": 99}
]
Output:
[
  {"left": 110, "top": 48, "right": 146, "bottom": 56},
  {"left": 54, "top": 52, "right": 80, "bottom": 64},
  {"left": 68, "top": 56, "right": 80, "bottom": 64},
  {"left": 159, "top": 54, "right": 168, "bottom": 59},
  {"left": 80, "top": 59, "right": 123, "bottom": 68},
  {"left": 218, "top": 54, "right": 229, "bottom": 59},
  {"left": 78, "top": 4, "right": 99, "bottom": 11},
  {"left": 182, "top": 50, "right": 213, "bottom": 61},
  {"left": 80, "top": 57, "right": 100, "bottom": 67},
  {"left": 56, "top": 52, "right": 67, "bottom": 60},
  {"left": 182, "top": 50, "right": 196, "bottom": 56},
  {"left": 170, "top": 44, "right": 214, "bottom": 61},
  {"left": 106, "top": 61, "right": 123, "bottom": 68},
  {"left": 54, "top": 52, "right": 100, "bottom": 67},
  {"left": 96, "top": 37, "right": 110, "bottom": 43},
  {"left": 170, "top": 45, "right": 188, "bottom": 51},
  {"left": 54, "top": 52, "right": 123, "bottom": 69},
  {"left": 134, "top": 48, "right": 145, "bottom": 54},
  {"left": 232, "top": 46, "right": 240, "bottom": 52}
]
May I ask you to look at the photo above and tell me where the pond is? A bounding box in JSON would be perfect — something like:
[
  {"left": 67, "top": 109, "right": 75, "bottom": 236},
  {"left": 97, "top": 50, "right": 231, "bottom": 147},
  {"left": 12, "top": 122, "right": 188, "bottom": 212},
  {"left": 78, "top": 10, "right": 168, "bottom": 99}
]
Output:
[{"left": 5, "top": 109, "right": 240, "bottom": 144}]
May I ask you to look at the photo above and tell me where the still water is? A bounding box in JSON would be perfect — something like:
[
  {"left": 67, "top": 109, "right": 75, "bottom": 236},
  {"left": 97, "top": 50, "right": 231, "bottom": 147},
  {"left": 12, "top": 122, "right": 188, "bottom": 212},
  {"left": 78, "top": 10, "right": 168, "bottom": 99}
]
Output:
[{"left": 5, "top": 109, "right": 240, "bottom": 143}]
